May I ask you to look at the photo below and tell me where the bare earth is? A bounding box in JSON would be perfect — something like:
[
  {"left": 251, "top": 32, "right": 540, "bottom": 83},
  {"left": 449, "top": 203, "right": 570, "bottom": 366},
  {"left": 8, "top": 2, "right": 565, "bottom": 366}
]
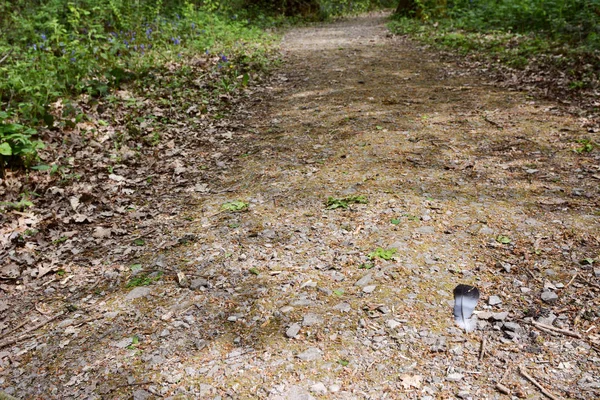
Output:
[{"left": 2, "top": 12, "right": 600, "bottom": 400}]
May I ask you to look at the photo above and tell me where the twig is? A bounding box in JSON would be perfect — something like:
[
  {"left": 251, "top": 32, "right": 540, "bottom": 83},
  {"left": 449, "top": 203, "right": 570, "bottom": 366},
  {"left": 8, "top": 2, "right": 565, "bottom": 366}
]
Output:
[
  {"left": 578, "top": 275, "right": 600, "bottom": 290},
  {"left": 531, "top": 320, "right": 582, "bottom": 339},
  {"left": 479, "top": 335, "right": 486, "bottom": 361},
  {"left": 0, "top": 49, "right": 13, "bottom": 65},
  {"left": 483, "top": 114, "right": 503, "bottom": 130},
  {"left": 0, "top": 312, "right": 64, "bottom": 350},
  {"left": 562, "top": 273, "right": 577, "bottom": 290},
  {"left": 0, "top": 320, "right": 28, "bottom": 342},
  {"left": 519, "top": 366, "right": 561, "bottom": 400}
]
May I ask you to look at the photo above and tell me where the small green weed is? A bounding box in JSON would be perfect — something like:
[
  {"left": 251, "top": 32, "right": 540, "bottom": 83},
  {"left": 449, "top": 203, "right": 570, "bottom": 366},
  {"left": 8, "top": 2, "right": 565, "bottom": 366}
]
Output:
[
  {"left": 0, "top": 111, "right": 44, "bottom": 175},
  {"left": 496, "top": 235, "right": 511, "bottom": 244},
  {"left": 368, "top": 247, "right": 397, "bottom": 260},
  {"left": 574, "top": 139, "right": 594, "bottom": 154},
  {"left": 126, "top": 272, "right": 162, "bottom": 288},
  {"left": 221, "top": 200, "right": 249, "bottom": 212},
  {"left": 325, "top": 195, "right": 368, "bottom": 209}
]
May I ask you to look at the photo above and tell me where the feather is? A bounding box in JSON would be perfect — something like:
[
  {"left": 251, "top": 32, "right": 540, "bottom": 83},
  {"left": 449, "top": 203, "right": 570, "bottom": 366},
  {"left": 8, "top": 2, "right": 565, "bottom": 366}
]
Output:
[{"left": 453, "top": 284, "right": 480, "bottom": 332}]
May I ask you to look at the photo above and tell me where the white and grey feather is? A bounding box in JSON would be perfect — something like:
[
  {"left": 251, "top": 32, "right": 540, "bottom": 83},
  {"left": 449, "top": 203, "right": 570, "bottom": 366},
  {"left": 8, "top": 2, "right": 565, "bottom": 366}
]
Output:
[{"left": 453, "top": 284, "right": 480, "bottom": 332}]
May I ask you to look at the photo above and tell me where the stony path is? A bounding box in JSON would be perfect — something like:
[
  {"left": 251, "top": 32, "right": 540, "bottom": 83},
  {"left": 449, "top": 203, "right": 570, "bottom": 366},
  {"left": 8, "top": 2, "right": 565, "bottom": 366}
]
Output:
[{"left": 2, "top": 12, "right": 600, "bottom": 400}]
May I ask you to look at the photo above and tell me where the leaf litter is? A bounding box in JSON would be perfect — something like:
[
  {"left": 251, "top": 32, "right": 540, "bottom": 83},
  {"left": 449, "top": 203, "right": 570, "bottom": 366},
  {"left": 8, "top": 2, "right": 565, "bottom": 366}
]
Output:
[{"left": 1, "top": 11, "right": 600, "bottom": 399}]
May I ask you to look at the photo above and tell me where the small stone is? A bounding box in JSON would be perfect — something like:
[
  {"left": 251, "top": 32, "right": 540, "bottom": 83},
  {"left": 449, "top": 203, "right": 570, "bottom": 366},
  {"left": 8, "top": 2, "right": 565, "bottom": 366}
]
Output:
[
  {"left": 422, "top": 215, "right": 432, "bottom": 221},
  {"left": 594, "top": 268, "right": 600, "bottom": 278},
  {"left": 355, "top": 273, "right": 373, "bottom": 287},
  {"left": 541, "top": 291, "right": 558, "bottom": 303},
  {"left": 416, "top": 226, "right": 435, "bottom": 234},
  {"left": 488, "top": 295, "right": 502, "bottom": 306},
  {"left": 503, "top": 322, "right": 522, "bottom": 332},
  {"left": 280, "top": 306, "right": 294, "bottom": 313},
  {"left": 227, "top": 316, "right": 237, "bottom": 322},
  {"left": 286, "top": 323, "right": 301, "bottom": 338},
  {"left": 297, "top": 347, "right": 322, "bottom": 361},
  {"left": 457, "top": 391, "right": 471, "bottom": 399},
  {"left": 125, "top": 287, "right": 152, "bottom": 301},
  {"left": 387, "top": 319, "right": 402, "bottom": 329},
  {"left": 329, "top": 384, "right": 340, "bottom": 393},
  {"left": 133, "top": 389, "right": 152, "bottom": 400},
  {"left": 479, "top": 226, "right": 494, "bottom": 235},
  {"left": 190, "top": 278, "right": 209, "bottom": 290},
  {"left": 114, "top": 337, "right": 133, "bottom": 348},
  {"left": 476, "top": 311, "right": 493, "bottom": 320},
  {"left": 492, "top": 312, "right": 509, "bottom": 321},
  {"left": 277, "top": 385, "right": 316, "bottom": 400},
  {"left": 302, "top": 313, "right": 322, "bottom": 327},
  {"left": 363, "top": 285, "right": 377, "bottom": 293},
  {"left": 446, "top": 373, "right": 464, "bottom": 382},
  {"left": 310, "top": 382, "right": 327, "bottom": 394},
  {"left": 333, "top": 302, "right": 351, "bottom": 313},
  {"left": 520, "top": 287, "right": 531, "bottom": 293}
]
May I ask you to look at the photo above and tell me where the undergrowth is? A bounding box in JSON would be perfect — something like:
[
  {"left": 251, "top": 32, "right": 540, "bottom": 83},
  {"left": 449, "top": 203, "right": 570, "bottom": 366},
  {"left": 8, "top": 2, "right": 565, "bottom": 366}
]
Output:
[{"left": 0, "top": 0, "right": 277, "bottom": 171}]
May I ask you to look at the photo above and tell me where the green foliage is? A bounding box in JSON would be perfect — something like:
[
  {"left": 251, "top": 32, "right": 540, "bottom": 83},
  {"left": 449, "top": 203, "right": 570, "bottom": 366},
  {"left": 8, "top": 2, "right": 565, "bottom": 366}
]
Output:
[
  {"left": 0, "top": 0, "right": 277, "bottom": 127},
  {"left": 221, "top": 200, "right": 249, "bottom": 211},
  {"left": 0, "top": 111, "right": 44, "bottom": 172},
  {"left": 574, "top": 139, "right": 595, "bottom": 153},
  {"left": 325, "top": 195, "right": 368, "bottom": 209},
  {"left": 367, "top": 247, "right": 397, "bottom": 260},
  {"left": 126, "top": 272, "right": 162, "bottom": 287}
]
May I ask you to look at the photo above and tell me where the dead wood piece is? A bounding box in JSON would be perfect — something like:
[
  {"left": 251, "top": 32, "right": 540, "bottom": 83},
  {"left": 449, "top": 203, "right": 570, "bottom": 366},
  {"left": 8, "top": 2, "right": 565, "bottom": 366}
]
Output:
[
  {"left": 0, "top": 312, "right": 65, "bottom": 350},
  {"left": 519, "top": 366, "right": 561, "bottom": 400},
  {"left": 531, "top": 320, "right": 582, "bottom": 339},
  {"left": 479, "top": 335, "right": 486, "bottom": 361},
  {"left": 495, "top": 383, "right": 511, "bottom": 395}
]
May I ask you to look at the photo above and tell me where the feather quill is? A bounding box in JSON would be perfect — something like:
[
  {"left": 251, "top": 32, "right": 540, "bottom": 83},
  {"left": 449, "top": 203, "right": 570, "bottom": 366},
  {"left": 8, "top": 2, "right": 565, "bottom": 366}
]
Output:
[{"left": 453, "top": 284, "right": 480, "bottom": 332}]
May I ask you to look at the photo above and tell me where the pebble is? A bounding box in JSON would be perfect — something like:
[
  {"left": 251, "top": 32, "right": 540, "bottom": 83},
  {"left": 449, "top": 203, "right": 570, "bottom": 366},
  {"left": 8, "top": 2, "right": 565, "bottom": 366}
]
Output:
[
  {"left": 386, "top": 319, "right": 402, "bottom": 329},
  {"left": 492, "top": 312, "right": 509, "bottom": 321},
  {"left": 310, "top": 382, "right": 327, "bottom": 394},
  {"left": 503, "top": 322, "right": 521, "bottom": 332},
  {"left": 125, "top": 287, "right": 152, "bottom": 301},
  {"left": 190, "top": 278, "right": 209, "bottom": 290},
  {"left": 541, "top": 291, "right": 558, "bottom": 303},
  {"left": 286, "top": 323, "right": 301, "bottom": 338},
  {"left": 363, "top": 285, "right": 377, "bottom": 293},
  {"left": 416, "top": 226, "right": 435, "bottom": 234},
  {"left": 302, "top": 313, "right": 322, "bottom": 326},
  {"left": 297, "top": 347, "right": 322, "bottom": 361},
  {"left": 446, "top": 373, "right": 464, "bottom": 382},
  {"left": 329, "top": 384, "right": 340, "bottom": 393},
  {"left": 488, "top": 295, "right": 502, "bottom": 306},
  {"left": 333, "top": 302, "right": 351, "bottom": 313},
  {"left": 355, "top": 273, "right": 373, "bottom": 287}
]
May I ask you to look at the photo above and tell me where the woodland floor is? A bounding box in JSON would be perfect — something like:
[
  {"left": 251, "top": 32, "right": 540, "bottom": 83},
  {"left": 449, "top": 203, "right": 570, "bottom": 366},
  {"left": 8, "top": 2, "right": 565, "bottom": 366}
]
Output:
[{"left": 2, "top": 12, "right": 600, "bottom": 400}]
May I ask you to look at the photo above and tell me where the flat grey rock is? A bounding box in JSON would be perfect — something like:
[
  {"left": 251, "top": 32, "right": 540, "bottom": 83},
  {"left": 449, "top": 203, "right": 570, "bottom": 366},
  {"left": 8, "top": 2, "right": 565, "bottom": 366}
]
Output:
[
  {"left": 488, "top": 295, "right": 502, "bottom": 306},
  {"left": 286, "top": 323, "right": 301, "bottom": 338},
  {"left": 333, "top": 302, "right": 351, "bottom": 313},
  {"left": 125, "top": 286, "right": 152, "bottom": 300},
  {"left": 190, "top": 278, "right": 209, "bottom": 290},
  {"left": 416, "top": 226, "right": 435, "bottom": 234},
  {"left": 446, "top": 373, "right": 464, "bottom": 382},
  {"left": 297, "top": 347, "right": 322, "bottom": 361},
  {"left": 362, "top": 285, "right": 377, "bottom": 293},
  {"left": 310, "top": 382, "right": 327, "bottom": 394},
  {"left": 302, "top": 313, "right": 322, "bottom": 327},
  {"left": 541, "top": 291, "right": 558, "bottom": 303},
  {"left": 355, "top": 273, "right": 373, "bottom": 287},
  {"left": 492, "top": 312, "right": 509, "bottom": 321}
]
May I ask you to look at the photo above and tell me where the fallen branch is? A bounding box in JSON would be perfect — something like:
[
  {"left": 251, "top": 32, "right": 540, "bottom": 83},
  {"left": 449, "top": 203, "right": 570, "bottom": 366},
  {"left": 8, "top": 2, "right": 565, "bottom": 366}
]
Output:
[
  {"left": 0, "top": 49, "right": 13, "bottom": 65},
  {"left": 531, "top": 320, "right": 582, "bottom": 339},
  {"left": 519, "top": 366, "right": 561, "bottom": 400},
  {"left": 0, "top": 312, "right": 64, "bottom": 350},
  {"left": 479, "top": 335, "right": 486, "bottom": 361}
]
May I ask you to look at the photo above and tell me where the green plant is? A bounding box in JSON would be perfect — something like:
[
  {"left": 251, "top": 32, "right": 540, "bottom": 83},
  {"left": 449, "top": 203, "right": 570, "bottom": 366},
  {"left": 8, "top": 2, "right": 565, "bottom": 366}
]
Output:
[
  {"left": 368, "top": 247, "right": 397, "bottom": 260},
  {"left": 221, "top": 200, "right": 249, "bottom": 212},
  {"left": 325, "top": 195, "right": 368, "bottom": 209},
  {"left": 0, "top": 111, "right": 44, "bottom": 176},
  {"left": 574, "top": 139, "right": 594, "bottom": 153},
  {"left": 126, "top": 272, "right": 162, "bottom": 288}
]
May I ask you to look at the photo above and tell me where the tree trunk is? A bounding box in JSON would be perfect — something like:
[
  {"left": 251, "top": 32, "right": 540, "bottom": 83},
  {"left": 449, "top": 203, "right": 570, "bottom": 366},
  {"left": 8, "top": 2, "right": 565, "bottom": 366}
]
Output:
[{"left": 395, "top": 0, "right": 417, "bottom": 16}]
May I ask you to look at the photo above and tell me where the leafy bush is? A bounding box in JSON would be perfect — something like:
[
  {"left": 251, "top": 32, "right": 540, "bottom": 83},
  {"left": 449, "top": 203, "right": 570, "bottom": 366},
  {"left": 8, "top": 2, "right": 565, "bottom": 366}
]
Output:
[{"left": 0, "top": 111, "right": 44, "bottom": 176}]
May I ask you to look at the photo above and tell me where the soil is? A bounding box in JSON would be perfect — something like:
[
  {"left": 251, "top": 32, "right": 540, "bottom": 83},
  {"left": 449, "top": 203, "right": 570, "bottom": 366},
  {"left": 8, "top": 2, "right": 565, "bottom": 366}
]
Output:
[{"left": 1, "top": 12, "right": 600, "bottom": 400}]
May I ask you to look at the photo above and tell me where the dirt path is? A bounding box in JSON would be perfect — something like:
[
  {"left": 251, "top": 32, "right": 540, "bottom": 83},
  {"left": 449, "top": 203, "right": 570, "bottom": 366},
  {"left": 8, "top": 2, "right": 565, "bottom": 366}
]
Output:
[{"left": 2, "top": 12, "right": 600, "bottom": 399}]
